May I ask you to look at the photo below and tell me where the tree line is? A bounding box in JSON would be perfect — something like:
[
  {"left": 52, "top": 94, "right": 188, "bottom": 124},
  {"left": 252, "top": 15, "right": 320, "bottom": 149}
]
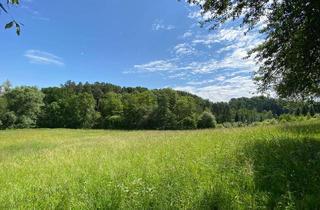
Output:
[{"left": 0, "top": 81, "right": 319, "bottom": 130}]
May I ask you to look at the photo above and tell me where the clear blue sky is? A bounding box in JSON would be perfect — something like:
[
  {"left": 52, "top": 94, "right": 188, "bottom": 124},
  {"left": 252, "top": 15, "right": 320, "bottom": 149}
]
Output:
[{"left": 0, "top": 0, "right": 263, "bottom": 102}]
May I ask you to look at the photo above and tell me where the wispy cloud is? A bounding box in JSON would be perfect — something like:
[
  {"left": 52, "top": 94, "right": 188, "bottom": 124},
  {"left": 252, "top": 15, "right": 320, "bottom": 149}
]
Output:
[
  {"left": 132, "top": 50, "right": 255, "bottom": 76},
  {"left": 152, "top": 19, "right": 175, "bottom": 31},
  {"left": 24, "top": 50, "right": 64, "bottom": 66},
  {"left": 182, "top": 31, "right": 193, "bottom": 38},
  {"left": 188, "top": 9, "right": 215, "bottom": 23},
  {"left": 175, "top": 76, "right": 257, "bottom": 102},
  {"left": 134, "top": 60, "right": 178, "bottom": 72},
  {"left": 130, "top": 6, "right": 266, "bottom": 102},
  {"left": 21, "top": 2, "right": 50, "bottom": 22},
  {"left": 173, "top": 43, "right": 197, "bottom": 56}
]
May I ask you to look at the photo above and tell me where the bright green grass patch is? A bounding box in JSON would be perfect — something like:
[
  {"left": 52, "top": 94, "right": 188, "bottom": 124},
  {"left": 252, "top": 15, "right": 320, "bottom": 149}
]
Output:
[{"left": 0, "top": 119, "right": 320, "bottom": 209}]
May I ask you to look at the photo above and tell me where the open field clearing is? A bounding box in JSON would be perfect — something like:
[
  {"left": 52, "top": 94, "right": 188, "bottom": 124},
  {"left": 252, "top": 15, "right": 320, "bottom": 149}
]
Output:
[{"left": 1, "top": 119, "right": 320, "bottom": 209}]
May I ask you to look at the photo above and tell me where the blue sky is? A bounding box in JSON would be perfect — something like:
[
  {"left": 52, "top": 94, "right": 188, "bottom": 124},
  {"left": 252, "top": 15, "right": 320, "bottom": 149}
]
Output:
[{"left": 0, "top": 0, "right": 264, "bottom": 102}]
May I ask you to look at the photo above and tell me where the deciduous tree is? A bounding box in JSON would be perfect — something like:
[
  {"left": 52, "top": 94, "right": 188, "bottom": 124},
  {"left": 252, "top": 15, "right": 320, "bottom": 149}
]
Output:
[{"left": 187, "top": 0, "right": 320, "bottom": 98}]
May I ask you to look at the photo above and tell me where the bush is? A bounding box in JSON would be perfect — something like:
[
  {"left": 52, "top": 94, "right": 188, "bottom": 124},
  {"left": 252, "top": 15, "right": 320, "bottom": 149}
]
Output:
[
  {"left": 262, "top": 118, "right": 278, "bottom": 125},
  {"left": 216, "top": 124, "right": 224, "bottom": 129},
  {"left": 222, "top": 122, "right": 232, "bottom": 128},
  {"left": 16, "top": 115, "right": 34, "bottom": 128},
  {"left": 178, "top": 117, "right": 197, "bottom": 130},
  {"left": 1, "top": 111, "right": 17, "bottom": 129},
  {"left": 279, "top": 114, "right": 295, "bottom": 122},
  {"left": 107, "top": 115, "right": 123, "bottom": 129},
  {"left": 251, "top": 122, "right": 263, "bottom": 127},
  {"left": 197, "top": 111, "right": 217, "bottom": 129},
  {"left": 232, "top": 122, "right": 246, "bottom": 127}
]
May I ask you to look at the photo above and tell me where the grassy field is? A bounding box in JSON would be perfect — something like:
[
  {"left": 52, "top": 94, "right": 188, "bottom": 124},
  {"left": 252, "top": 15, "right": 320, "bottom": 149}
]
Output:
[{"left": 0, "top": 119, "right": 320, "bottom": 209}]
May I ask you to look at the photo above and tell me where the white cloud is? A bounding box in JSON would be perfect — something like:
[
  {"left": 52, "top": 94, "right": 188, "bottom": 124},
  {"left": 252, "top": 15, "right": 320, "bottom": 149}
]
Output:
[
  {"left": 24, "top": 50, "right": 64, "bottom": 66},
  {"left": 182, "top": 31, "right": 193, "bottom": 38},
  {"left": 188, "top": 9, "right": 214, "bottom": 22},
  {"left": 192, "top": 27, "right": 259, "bottom": 46},
  {"left": 131, "top": 46, "right": 257, "bottom": 77},
  {"left": 133, "top": 60, "right": 177, "bottom": 72},
  {"left": 131, "top": 11, "right": 266, "bottom": 101},
  {"left": 188, "top": 10, "right": 202, "bottom": 20},
  {"left": 175, "top": 76, "right": 257, "bottom": 102},
  {"left": 182, "top": 51, "right": 256, "bottom": 74},
  {"left": 173, "top": 43, "right": 197, "bottom": 56},
  {"left": 152, "top": 19, "right": 175, "bottom": 31},
  {"left": 187, "top": 79, "right": 216, "bottom": 85}
]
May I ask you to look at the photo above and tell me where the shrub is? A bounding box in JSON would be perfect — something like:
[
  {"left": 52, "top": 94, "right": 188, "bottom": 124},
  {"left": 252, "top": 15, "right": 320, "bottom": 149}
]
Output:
[
  {"left": 197, "top": 111, "right": 217, "bottom": 129},
  {"left": 222, "top": 122, "right": 232, "bottom": 128},
  {"left": 179, "top": 117, "right": 197, "bottom": 129},
  {"left": 216, "top": 124, "right": 224, "bottom": 129},
  {"left": 251, "top": 122, "right": 262, "bottom": 127},
  {"left": 107, "top": 115, "right": 123, "bottom": 129},
  {"left": 279, "top": 114, "right": 294, "bottom": 122},
  {"left": 306, "top": 113, "right": 312, "bottom": 120},
  {"left": 232, "top": 122, "right": 246, "bottom": 127},
  {"left": 262, "top": 118, "right": 278, "bottom": 125},
  {"left": 1, "top": 111, "right": 17, "bottom": 129},
  {"left": 16, "top": 115, "right": 34, "bottom": 128}
]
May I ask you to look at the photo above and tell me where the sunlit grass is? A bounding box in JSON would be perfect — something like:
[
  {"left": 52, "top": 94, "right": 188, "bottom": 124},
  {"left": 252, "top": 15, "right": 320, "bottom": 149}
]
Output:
[{"left": 0, "top": 119, "right": 320, "bottom": 209}]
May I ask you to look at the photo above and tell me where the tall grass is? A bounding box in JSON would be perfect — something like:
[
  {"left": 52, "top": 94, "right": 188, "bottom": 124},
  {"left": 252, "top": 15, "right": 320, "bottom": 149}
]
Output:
[{"left": 0, "top": 119, "right": 319, "bottom": 209}]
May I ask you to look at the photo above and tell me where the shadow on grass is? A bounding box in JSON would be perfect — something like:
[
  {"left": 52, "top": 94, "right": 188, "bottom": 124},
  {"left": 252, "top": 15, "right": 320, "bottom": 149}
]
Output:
[
  {"left": 196, "top": 134, "right": 320, "bottom": 209},
  {"left": 244, "top": 137, "right": 320, "bottom": 209},
  {"left": 281, "top": 120, "right": 320, "bottom": 135}
]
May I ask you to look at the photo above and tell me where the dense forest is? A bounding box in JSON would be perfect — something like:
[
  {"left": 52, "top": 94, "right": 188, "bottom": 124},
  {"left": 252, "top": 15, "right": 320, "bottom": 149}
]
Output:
[{"left": 0, "top": 81, "right": 319, "bottom": 130}]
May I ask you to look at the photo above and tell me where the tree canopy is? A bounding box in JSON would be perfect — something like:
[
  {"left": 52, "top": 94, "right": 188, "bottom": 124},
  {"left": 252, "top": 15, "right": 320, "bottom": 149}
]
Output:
[
  {"left": 1, "top": 81, "right": 319, "bottom": 130},
  {"left": 187, "top": 0, "right": 320, "bottom": 99}
]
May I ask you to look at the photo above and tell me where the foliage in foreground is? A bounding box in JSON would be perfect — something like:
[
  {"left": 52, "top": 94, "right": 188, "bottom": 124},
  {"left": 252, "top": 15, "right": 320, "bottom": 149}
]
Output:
[
  {"left": 0, "top": 119, "right": 319, "bottom": 209},
  {"left": 188, "top": 0, "right": 320, "bottom": 98},
  {"left": 0, "top": 0, "right": 21, "bottom": 35}
]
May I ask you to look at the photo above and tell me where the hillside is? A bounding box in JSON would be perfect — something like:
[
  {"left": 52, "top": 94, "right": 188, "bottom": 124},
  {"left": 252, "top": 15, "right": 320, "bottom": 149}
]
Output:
[{"left": 1, "top": 81, "right": 319, "bottom": 130}]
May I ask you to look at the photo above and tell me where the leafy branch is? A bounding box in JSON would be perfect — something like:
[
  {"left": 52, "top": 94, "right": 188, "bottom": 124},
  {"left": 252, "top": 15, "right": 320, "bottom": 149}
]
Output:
[{"left": 0, "top": 0, "right": 21, "bottom": 35}]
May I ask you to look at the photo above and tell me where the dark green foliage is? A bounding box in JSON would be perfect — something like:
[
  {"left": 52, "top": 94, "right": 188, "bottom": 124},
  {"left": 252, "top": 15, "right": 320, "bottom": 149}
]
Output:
[
  {"left": 38, "top": 102, "right": 62, "bottom": 128},
  {"left": 211, "top": 102, "right": 231, "bottom": 123},
  {"left": 229, "top": 96, "right": 286, "bottom": 116},
  {"left": 178, "top": 117, "right": 197, "bottom": 130},
  {"left": 106, "top": 115, "right": 123, "bottom": 129},
  {"left": 0, "top": 81, "right": 319, "bottom": 130},
  {"left": 310, "top": 105, "right": 315, "bottom": 117},
  {"left": 198, "top": 111, "right": 216, "bottom": 129},
  {"left": 0, "top": 111, "right": 17, "bottom": 128},
  {"left": 2, "top": 87, "right": 44, "bottom": 128},
  {"left": 64, "top": 93, "right": 98, "bottom": 129},
  {"left": 99, "top": 92, "right": 124, "bottom": 128},
  {"left": 152, "top": 93, "right": 177, "bottom": 130},
  {"left": 175, "top": 96, "right": 196, "bottom": 118},
  {"left": 233, "top": 108, "right": 274, "bottom": 124},
  {"left": 187, "top": 0, "right": 320, "bottom": 98},
  {"left": 302, "top": 105, "right": 309, "bottom": 116},
  {"left": 0, "top": 97, "right": 7, "bottom": 116}
]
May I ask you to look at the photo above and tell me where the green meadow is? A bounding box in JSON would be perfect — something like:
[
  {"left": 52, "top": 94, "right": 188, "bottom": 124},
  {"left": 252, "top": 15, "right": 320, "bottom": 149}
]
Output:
[{"left": 1, "top": 119, "right": 320, "bottom": 209}]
